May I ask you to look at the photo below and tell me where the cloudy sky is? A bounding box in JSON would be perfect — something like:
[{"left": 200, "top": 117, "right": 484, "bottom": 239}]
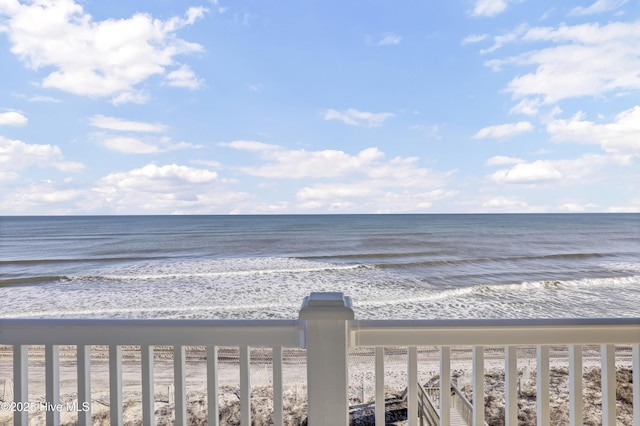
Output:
[{"left": 1, "top": 0, "right": 639, "bottom": 214}]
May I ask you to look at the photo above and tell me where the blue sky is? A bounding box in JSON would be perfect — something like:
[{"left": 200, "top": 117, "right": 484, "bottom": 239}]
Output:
[{"left": 1, "top": 0, "right": 639, "bottom": 214}]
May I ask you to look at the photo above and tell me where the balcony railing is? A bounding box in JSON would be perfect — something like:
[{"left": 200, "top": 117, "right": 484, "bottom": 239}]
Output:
[{"left": 1, "top": 292, "right": 639, "bottom": 426}]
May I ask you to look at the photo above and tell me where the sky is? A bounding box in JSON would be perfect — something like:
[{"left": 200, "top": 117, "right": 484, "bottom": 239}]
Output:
[{"left": 1, "top": 0, "right": 639, "bottom": 215}]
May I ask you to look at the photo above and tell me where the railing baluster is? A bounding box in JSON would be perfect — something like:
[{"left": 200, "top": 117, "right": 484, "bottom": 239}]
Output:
[
  {"left": 77, "top": 345, "right": 92, "bottom": 426},
  {"left": 109, "top": 345, "right": 123, "bottom": 426},
  {"left": 174, "top": 345, "right": 187, "bottom": 425},
  {"left": 207, "top": 346, "right": 219, "bottom": 426},
  {"left": 601, "top": 344, "right": 616, "bottom": 426},
  {"left": 272, "top": 346, "right": 283, "bottom": 426},
  {"left": 375, "top": 347, "right": 385, "bottom": 426},
  {"left": 568, "top": 345, "right": 582, "bottom": 426},
  {"left": 240, "top": 346, "right": 251, "bottom": 426},
  {"left": 440, "top": 346, "right": 450, "bottom": 426},
  {"left": 536, "top": 345, "right": 550, "bottom": 426},
  {"left": 472, "top": 346, "right": 484, "bottom": 426},
  {"left": 13, "top": 345, "right": 28, "bottom": 426},
  {"left": 407, "top": 346, "right": 418, "bottom": 426},
  {"left": 504, "top": 346, "right": 517, "bottom": 426},
  {"left": 141, "top": 345, "right": 154, "bottom": 425},
  {"left": 45, "top": 345, "right": 60, "bottom": 425},
  {"left": 633, "top": 344, "right": 639, "bottom": 426}
]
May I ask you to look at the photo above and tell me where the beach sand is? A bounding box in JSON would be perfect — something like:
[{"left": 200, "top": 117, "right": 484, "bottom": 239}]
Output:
[{"left": 0, "top": 345, "right": 635, "bottom": 425}]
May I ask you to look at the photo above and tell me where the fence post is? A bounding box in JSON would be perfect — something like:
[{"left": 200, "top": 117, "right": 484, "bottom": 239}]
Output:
[{"left": 299, "top": 292, "right": 354, "bottom": 426}]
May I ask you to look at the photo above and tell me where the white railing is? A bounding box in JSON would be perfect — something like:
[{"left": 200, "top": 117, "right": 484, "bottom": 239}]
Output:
[
  {"left": 1, "top": 319, "right": 302, "bottom": 426},
  {"left": 351, "top": 316, "right": 640, "bottom": 426},
  {"left": 1, "top": 292, "right": 639, "bottom": 426}
]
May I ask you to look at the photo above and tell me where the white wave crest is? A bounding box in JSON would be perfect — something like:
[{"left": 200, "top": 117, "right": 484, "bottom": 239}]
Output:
[
  {"left": 80, "top": 257, "right": 369, "bottom": 281},
  {"left": 2, "top": 257, "right": 640, "bottom": 320}
]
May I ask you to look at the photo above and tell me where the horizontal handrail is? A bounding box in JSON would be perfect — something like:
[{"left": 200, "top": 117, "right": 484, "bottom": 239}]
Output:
[
  {"left": 350, "top": 318, "right": 640, "bottom": 346},
  {"left": 0, "top": 319, "right": 304, "bottom": 347}
]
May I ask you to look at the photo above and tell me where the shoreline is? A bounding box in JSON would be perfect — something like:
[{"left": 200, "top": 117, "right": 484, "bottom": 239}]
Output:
[{"left": 0, "top": 345, "right": 635, "bottom": 425}]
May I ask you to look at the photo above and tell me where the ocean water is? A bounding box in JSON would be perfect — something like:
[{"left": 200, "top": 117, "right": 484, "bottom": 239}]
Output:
[{"left": 1, "top": 214, "right": 639, "bottom": 320}]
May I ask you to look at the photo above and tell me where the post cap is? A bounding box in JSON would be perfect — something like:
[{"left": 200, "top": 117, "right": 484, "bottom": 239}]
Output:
[{"left": 298, "top": 292, "right": 355, "bottom": 320}]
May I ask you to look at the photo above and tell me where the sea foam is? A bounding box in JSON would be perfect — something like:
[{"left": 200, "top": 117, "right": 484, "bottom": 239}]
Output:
[{"left": 1, "top": 257, "right": 639, "bottom": 320}]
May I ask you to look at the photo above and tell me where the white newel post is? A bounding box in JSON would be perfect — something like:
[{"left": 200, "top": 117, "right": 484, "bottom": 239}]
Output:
[{"left": 299, "top": 292, "right": 354, "bottom": 426}]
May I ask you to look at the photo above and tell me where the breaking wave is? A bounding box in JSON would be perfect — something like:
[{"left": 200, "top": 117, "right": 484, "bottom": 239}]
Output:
[{"left": 1, "top": 257, "right": 639, "bottom": 320}]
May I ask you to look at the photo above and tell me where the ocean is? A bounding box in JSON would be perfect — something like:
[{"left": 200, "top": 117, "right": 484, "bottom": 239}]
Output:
[{"left": 1, "top": 214, "right": 639, "bottom": 320}]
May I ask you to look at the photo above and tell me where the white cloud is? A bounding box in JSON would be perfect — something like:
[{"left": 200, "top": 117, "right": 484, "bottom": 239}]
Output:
[
  {"left": 224, "top": 142, "right": 449, "bottom": 185},
  {"left": 0, "top": 2, "right": 206, "bottom": 102},
  {"left": 221, "top": 140, "right": 279, "bottom": 152},
  {"left": 411, "top": 123, "right": 444, "bottom": 140},
  {"left": 323, "top": 108, "right": 394, "bottom": 127},
  {"left": 209, "top": 0, "right": 228, "bottom": 15},
  {"left": 485, "top": 21, "right": 640, "bottom": 103},
  {"left": 367, "top": 32, "right": 402, "bottom": 46},
  {"left": 89, "top": 115, "right": 199, "bottom": 153},
  {"left": 570, "top": 0, "right": 628, "bottom": 16},
  {"left": 481, "top": 24, "right": 529, "bottom": 55},
  {"left": 224, "top": 142, "right": 454, "bottom": 212},
  {"left": 488, "top": 154, "right": 609, "bottom": 185},
  {"left": 164, "top": 64, "right": 204, "bottom": 89},
  {"left": 168, "top": 141, "right": 201, "bottom": 151},
  {"left": 367, "top": 156, "right": 443, "bottom": 187},
  {"left": 296, "top": 184, "right": 456, "bottom": 213},
  {"left": 226, "top": 143, "right": 385, "bottom": 179},
  {"left": 89, "top": 115, "right": 167, "bottom": 132},
  {"left": 0, "top": 111, "right": 27, "bottom": 126},
  {"left": 509, "top": 98, "right": 542, "bottom": 116},
  {"left": 100, "top": 164, "right": 218, "bottom": 185},
  {"left": 25, "top": 95, "right": 60, "bottom": 103},
  {"left": 470, "top": 0, "right": 517, "bottom": 17},
  {"left": 192, "top": 159, "right": 224, "bottom": 168},
  {"left": 98, "top": 135, "right": 200, "bottom": 154},
  {"left": 375, "top": 189, "right": 458, "bottom": 213},
  {"left": 483, "top": 196, "right": 529, "bottom": 208},
  {"left": 93, "top": 163, "right": 250, "bottom": 214},
  {"left": 0, "top": 180, "right": 90, "bottom": 214},
  {"left": 297, "top": 183, "right": 375, "bottom": 202},
  {"left": 461, "top": 33, "right": 488, "bottom": 45},
  {"left": 111, "top": 91, "right": 149, "bottom": 105},
  {"left": 0, "top": 171, "right": 19, "bottom": 181},
  {"left": 101, "top": 136, "right": 160, "bottom": 154},
  {"left": 547, "top": 106, "right": 640, "bottom": 160},
  {"left": 559, "top": 202, "right": 597, "bottom": 212},
  {"left": 485, "top": 156, "right": 525, "bottom": 166},
  {"left": 0, "top": 135, "right": 84, "bottom": 172},
  {"left": 1, "top": 163, "right": 252, "bottom": 214},
  {"left": 489, "top": 161, "right": 562, "bottom": 184},
  {"left": 16, "top": 187, "right": 83, "bottom": 204},
  {"left": 472, "top": 121, "right": 534, "bottom": 139},
  {"left": 608, "top": 200, "right": 640, "bottom": 212}
]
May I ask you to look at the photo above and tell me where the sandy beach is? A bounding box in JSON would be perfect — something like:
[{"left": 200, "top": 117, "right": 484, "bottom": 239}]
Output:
[{"left": 0, "top": 345, "right": 635, "bottom": 425}]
